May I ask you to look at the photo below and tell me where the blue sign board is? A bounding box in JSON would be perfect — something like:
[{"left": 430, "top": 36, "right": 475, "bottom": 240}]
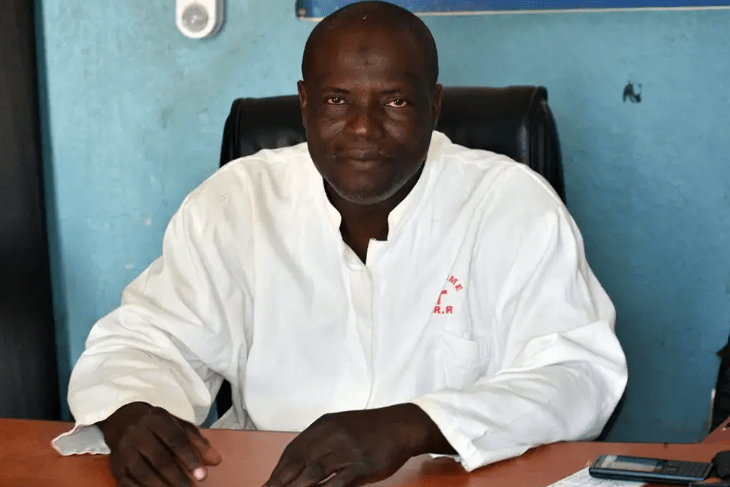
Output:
[{"left": 297, "top": 0, "right": 729, "bottom": 17}]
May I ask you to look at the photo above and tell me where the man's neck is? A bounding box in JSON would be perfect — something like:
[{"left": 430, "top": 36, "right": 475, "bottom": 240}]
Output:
[
  {"left": 337, "top": 204, "right": 390, "bottom": 263},
  {"left": 326, "top": 164, "right": 424, "bottom": 264}
]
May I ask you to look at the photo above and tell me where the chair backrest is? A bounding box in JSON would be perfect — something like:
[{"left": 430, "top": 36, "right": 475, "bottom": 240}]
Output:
[{"left": 219, "top": 86, "right": 565, "bottom": 201}]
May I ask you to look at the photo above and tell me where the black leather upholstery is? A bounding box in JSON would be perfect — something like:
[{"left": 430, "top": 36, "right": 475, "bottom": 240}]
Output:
[
  {"left": 214, "top": 86, "right": 566, "bottom": 417},
  {"left": 219, "top": 86, "right": 565, "bottom": 201}
]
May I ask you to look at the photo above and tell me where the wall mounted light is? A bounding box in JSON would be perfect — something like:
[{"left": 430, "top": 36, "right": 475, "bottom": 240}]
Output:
[{"left": 176, "top": 0, "right": 224, "bottom": 39}]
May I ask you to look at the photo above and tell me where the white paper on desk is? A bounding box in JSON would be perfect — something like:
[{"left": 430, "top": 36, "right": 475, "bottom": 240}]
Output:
[{"left": 544, "top": 467, "right": 646, "bottom": 487}]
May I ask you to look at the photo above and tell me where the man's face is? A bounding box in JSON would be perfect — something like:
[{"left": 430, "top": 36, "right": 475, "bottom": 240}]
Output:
[{"left": 298, "top": 24, "right": 442, "bottom": 206}]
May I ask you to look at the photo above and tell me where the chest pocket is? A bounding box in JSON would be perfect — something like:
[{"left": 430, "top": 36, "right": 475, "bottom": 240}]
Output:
[{"left": 435, "top": 329, "right": 481, "bottom": 390}]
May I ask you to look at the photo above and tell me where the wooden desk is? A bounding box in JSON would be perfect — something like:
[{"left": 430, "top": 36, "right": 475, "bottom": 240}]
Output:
[{"left": 1, "top": 418, "right": 728, "bottom": 487}]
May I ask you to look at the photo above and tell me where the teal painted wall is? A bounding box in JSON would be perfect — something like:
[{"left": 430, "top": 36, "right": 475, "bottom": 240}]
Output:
[{"left": 36, "top": 0, "right": 730, "bottom": 442}]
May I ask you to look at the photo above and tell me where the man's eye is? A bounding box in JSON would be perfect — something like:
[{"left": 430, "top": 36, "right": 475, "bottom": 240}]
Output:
[
  {"left": 326, "top": 97, "right": 346, "bottom": 105},
  {"left": 386, "top": 99, "right": 407, "bottom": 107}
]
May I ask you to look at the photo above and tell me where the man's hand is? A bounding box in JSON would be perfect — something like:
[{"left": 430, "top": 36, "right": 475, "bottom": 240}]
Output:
[
  {"left": 98, "top": 402, "right": 222, "bottom": 487},
  {"left": 263, "top": 403, "right": 455, "bottom": 487}
]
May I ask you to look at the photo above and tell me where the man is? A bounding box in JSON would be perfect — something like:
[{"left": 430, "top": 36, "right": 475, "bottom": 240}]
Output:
[{"left": 54, "top": 2, "right": 628, "bottom": 487}]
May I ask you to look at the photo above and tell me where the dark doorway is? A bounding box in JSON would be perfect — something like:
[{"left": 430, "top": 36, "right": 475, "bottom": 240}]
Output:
[{"left": 0, "top": 0, "right": 60, "bottom": 419}]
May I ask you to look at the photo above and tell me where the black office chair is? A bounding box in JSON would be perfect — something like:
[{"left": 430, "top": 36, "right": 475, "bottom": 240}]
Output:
[
  {"left": 215, "top": 86, "right": 565, "bottom": 416},
  {"left": 712, "top": 338, "right": 730, "bottom": 431}
]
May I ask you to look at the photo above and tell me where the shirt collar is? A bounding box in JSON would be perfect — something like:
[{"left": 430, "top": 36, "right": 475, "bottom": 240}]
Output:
[{"left": 386, "top": 131, "right": 447, "bottom": 238}]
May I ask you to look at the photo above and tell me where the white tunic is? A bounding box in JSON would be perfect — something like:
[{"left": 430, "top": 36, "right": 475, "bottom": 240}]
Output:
[{"left": 55, "top": 132, "right": 627, "bottom": 471}]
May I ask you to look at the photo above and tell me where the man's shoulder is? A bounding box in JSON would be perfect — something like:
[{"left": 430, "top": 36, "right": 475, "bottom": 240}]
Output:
[
  {"left": 219, "top": 142, "right": 312, "bottom": 178},
  {"left": 430, "top": 131, "right": 527, "bottom": 182},
  {"left": 430, "top": 131, "right": 508, "bottom": 165},
  {"left": 430, "top": 132, "right": 563, "bottom": 209},
  {"left": 178, "top": 142, "right": 314, "bottom": 219},
  {"left": 191, "top": 143, "right": 312, "bottom": 195}
]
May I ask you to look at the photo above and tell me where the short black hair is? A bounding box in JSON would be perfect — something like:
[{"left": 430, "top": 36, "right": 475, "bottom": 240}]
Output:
[{"left": 301, "top": 1, "right": 439, "bottom": 88}]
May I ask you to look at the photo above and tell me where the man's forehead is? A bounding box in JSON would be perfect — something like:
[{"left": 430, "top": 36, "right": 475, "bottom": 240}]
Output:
[
  {"left": 313, "top": 69, "right": 424, "bottom": 91},
  {"left": 310, "top": 23, "right": 422, "bottom": 66},
  {"left": 307, "top": 32, "right": 427, "bottom": 87}
]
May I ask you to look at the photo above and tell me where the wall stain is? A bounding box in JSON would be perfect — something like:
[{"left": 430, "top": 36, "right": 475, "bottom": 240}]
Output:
[
  {"left": 159, "top": 107, "right": 174, "bottom": 129},
  {"left": 623, "top": 82, "right": 642, "bottom": 103}
]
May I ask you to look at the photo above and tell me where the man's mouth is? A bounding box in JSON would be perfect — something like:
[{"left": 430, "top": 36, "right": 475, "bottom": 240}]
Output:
[
  {"left": 336, "top": 149, "right": 389, "bottom": 167},
  {"left": 341, "top": 158, "right": 382, "bottom": 171},
  {"left": 339, "top": 150, "right": 382, "bottom": 159}
]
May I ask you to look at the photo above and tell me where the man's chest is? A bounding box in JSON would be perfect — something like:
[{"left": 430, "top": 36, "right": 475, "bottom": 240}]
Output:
[{"left": 239, "top": 227, "right": 492, "bottom": 430}]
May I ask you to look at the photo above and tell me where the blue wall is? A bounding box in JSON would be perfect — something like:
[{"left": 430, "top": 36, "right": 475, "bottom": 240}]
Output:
[{"left": 36, "top": 0, "right": 730, "bottom": 442}]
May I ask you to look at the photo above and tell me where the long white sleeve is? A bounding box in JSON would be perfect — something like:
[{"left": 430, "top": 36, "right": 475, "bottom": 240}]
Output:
[
  {"left": 411, "top": 168, "right": 627, "bottom": 471},
  {"left": 55, "top": 176, "right": 253, "bottom": 453}
]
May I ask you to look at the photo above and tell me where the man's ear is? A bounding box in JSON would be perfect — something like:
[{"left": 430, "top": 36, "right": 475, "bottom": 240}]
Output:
[
  {"left": 431, "top": 83, "right": 443, "bottom": 129},
  {"left": 297, "top": 80, "right": 308, "bottom": 130}
]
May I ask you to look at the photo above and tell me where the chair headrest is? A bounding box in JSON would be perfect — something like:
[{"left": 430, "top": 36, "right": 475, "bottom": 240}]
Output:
[{"left": 220, "top": 86, "right": 564, "bottom": 201}]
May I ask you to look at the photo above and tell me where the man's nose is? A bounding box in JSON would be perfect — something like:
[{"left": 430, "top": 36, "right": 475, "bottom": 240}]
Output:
[{"left": 347, "top": 103, "right": 384, "bottom": 137}]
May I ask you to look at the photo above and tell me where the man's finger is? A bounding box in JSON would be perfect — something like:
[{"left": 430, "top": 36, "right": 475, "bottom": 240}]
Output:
[
  {"left": 186, "top": 426, "right": 222, "bottom": 467},
  {"left": 125, "top": 448, "right": 176, "bottom": 487},
  {"left": 118, "top": 478, "right": 138, "bottom": 487},
  {"left": 279, "top": 461, "right": 336, "bottom": 487},
  {"left": 264, "top": 454, "right": 306, "bottom": 487},
  {"left": 149, "top": 416, "right": 207, "bottom": 479},
  {"left": 318, "top": 468, "right": 360, "bottom": 487},
  {"left": 134, "top": 433, "right": 194, "bottom": 487}
]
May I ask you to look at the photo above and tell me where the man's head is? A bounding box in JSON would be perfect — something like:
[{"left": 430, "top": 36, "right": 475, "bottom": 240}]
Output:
[{"left": 298, "top": 1, "right": 442, "bottom": 207}]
